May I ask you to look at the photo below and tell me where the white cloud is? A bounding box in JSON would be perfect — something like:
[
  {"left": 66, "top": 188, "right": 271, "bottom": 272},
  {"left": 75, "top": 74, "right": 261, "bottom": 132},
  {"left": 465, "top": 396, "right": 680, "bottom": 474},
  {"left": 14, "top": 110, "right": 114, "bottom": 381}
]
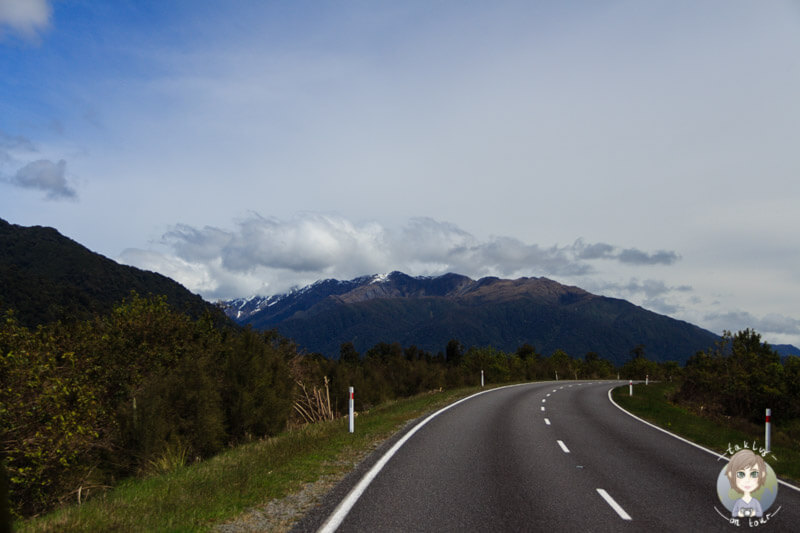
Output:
[
  {"left": 573, "top": 239, "right": 680, "bottom": 266},
  {"left": 119, "top": 212, "right": 682, "bottom": 301},
  {"left": 0, "top": 0, "right": 51, "bottom": 40},
  {"left": 3, "top": 159, "right": 76, "bottom": 200}
]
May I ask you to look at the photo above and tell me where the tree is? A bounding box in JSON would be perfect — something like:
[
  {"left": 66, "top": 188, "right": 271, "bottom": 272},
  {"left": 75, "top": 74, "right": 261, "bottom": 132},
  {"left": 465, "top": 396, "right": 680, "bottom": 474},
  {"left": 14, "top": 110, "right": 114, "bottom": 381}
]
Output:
[
  {"left": 549, "top": 349, "right": 571, "bottom": 379},
  {"left": 680, "top": 329, "right": 785, "bottom": 423},
  {"left": 445, "top": 339, "right": 464, "bottom": 366},
  {"left": 583, "top": 352, "right": 612, "bottom": 379},
  {"left": 0, "top": 312, "right": 107, "bottom": 517},
  {"left": 723, "top": 329, "right": 783, "bottom": 422},
  {"left": 620, "top": 353, "right": 658, "bottom": 381},
  {"left": 630, "top": 344, "right": 646, "bottom": 360},
  {"left": 516, "top": 343, "right": 537, "bottom": 360},
  {"left": 1, "top": 462, "right": 10, "bottom": 533},
  {"left": 339, "top": 342, "right": 360, "bottom": 364},
  {"left": 221, "top": 329, "right": 293, "bottom": 442},
  {"left": 660, "top": 361, "right": 681, "bottom": 382},
  {"left": 783, "top": 356, "right": 800, "bottom": 419}
]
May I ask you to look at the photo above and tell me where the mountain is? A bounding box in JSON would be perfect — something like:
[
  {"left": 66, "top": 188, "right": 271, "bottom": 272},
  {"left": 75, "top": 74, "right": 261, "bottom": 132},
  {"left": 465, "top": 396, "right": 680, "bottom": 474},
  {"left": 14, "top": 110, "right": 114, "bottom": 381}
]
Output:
[
  {"left": 775, "top": 344, "right": 800, "bottom": 357},
  {"left": 224, "top": 271, "right": 722, "bottom": 365},
  {"left": 0, "top": 218, "right": 225, "bottom": 327}
]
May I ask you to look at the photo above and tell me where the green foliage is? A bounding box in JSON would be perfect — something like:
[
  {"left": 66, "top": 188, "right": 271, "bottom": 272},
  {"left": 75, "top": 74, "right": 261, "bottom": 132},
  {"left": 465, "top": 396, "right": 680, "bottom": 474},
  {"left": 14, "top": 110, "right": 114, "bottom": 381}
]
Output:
[
  {"left": 5, "top": 284, "right": 717, "bottom": 522},
  {"left": 0, "top": 313, "right": 107, "bottom": 517},
  {"left": 221, "top": 329, "right": 294, "bottom": 441},
  {"left": 679, "top": 329, "right": 791, "bottom": 423},
  {"left": 1, "top": 461, "right": 10, "bottom": 533},
  {"left": 445, "top": 339, "right": 464, "bottom": 366},
  {"left": 1, "top": 294, "right": 294, "bottom": 519},
  {"left": 129, "top": 353, "right": 227, "bottom": 467},
  {"left": 338, "top": 342, "right": 360, "bottom": 365},
  {"left": 583, "top": 351, "right": 616, "bottom": 379}
]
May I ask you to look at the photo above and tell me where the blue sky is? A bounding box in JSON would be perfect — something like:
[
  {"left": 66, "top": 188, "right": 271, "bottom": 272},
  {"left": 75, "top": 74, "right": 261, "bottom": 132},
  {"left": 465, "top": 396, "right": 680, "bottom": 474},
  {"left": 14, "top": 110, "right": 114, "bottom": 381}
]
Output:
[{"left": 2, "top": 0, "right": 800, "bottom": 349}]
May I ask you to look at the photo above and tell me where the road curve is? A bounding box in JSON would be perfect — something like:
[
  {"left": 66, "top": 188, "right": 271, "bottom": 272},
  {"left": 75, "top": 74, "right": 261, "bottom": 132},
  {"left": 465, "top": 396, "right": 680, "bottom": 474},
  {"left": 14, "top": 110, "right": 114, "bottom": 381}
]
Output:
[{"left": 295, "top": 381, "right": 800, "bottom": 532}]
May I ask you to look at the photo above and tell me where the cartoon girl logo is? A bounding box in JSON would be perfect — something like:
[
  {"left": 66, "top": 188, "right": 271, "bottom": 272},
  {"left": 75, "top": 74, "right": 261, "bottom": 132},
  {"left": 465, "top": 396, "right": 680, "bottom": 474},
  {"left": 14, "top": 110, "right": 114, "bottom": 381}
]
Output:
[{"left": 716, "top": 449, "right": 778, "bottom": 520}]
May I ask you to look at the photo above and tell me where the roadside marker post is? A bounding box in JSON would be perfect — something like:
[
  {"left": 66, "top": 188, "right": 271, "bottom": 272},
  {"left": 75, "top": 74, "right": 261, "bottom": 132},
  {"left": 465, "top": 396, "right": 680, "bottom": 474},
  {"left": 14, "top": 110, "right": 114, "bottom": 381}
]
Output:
[
  {"left": 629, "top": 380, "right": 633, "bottom": 396},
  {"left": 481, "top": 370, "right": 484, "bottom": 388},
  {"left": 645, "top": 375, "right": 649, "bottom": 386},
  {"left": 765, "top": 408, "right": 772, "bottom": 453},
  {"left": 349, "top": 387, "right": 355, "bottom": 433}
]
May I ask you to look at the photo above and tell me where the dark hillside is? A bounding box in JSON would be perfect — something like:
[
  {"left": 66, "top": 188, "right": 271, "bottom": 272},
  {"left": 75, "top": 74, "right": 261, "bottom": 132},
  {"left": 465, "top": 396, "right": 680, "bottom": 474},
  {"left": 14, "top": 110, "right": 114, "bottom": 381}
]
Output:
[
  {"left": 230, "top": 272, "right": 721, "bottom": 366},
  {"left": 0, "top": 218, "right": 222, "bottom": 326}
]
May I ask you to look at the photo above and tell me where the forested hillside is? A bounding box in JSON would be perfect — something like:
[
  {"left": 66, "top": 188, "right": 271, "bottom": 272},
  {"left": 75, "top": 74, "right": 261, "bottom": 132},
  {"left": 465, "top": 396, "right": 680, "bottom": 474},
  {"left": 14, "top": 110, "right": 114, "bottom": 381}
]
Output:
[{"left": 0, "top": 218, "right": 223, "bottom": 327}]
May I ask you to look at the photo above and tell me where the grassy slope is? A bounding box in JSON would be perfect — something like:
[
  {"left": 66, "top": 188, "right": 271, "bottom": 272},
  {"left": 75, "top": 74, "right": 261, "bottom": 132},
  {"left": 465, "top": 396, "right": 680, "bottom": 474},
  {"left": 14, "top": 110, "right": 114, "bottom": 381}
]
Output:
[{"left": 612, "top": 382, "right": 800, "bottom": 484}]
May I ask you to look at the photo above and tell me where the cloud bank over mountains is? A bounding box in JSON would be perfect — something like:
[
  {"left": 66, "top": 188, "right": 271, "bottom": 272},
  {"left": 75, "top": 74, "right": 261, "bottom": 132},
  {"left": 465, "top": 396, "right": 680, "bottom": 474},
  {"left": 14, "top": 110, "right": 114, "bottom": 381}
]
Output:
[
  {"left": 119, "top": 212, "right": 680, "bottom": 301},
  {"left": 119, "top": 212, "right": 800, "bottom": 345}
]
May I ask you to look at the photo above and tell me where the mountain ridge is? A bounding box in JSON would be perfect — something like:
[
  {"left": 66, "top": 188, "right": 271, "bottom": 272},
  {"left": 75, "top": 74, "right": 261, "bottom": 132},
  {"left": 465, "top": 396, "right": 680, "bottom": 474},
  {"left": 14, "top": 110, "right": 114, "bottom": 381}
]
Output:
[
  {"left": 223, "top": 271, "right": 725, "bottom": 365},
  {"left": 3, "top": 218, "right": 794, "bottom": 364}
]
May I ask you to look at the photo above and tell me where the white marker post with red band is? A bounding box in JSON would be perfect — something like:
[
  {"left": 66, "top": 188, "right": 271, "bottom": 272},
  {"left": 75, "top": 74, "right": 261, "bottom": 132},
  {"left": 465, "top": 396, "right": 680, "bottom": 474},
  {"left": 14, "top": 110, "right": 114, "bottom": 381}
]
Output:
[
  {"left": 765, "top": 408, "right": 771, "bottom": 453},
  {"left": 629, "top": 380, "right": 633, "bottom": 396},
  {"left": 349, "top": 387, "right": 355, "bottom": 433}
]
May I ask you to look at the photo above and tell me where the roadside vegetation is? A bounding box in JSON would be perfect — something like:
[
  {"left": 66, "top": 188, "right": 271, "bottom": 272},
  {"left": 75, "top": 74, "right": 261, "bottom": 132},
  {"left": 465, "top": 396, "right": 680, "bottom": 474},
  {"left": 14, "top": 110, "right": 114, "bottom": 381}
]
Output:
[
  {"left": 0, "top": 293, "right": 636, "bottom": 522},
  {"left": 613, "top": 329, "right": 800, "bottom": 483},
  {"left": 14, "top": 386, "right": 483, "bottom": 532},
  {"left": 613, "top": 381, "right": 800, "bottom": 483},
  {"left": 3, "top": 294, "right": 799, "bottom": 529}
]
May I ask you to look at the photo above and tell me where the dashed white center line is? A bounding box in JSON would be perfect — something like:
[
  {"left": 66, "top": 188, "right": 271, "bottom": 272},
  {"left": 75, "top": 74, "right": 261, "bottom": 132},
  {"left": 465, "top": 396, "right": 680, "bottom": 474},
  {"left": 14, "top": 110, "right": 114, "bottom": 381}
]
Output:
[
  {"left": 546, "top": 393, "right": 551, "bottom": 397},
  {"left": 544, "top": 418, "right": 551, "bottom": 425},
  {"left": 557, "top": 440, "right": 570, "bottom": 453},
  {"left": 596, "top": 489, "right": 632, "bottom": 520},
  {"left": 542, "top": 399, "right": 546, "bottom": 403},
  {"left": 540, "top": 406, "right": 545, "bottom": 412}
]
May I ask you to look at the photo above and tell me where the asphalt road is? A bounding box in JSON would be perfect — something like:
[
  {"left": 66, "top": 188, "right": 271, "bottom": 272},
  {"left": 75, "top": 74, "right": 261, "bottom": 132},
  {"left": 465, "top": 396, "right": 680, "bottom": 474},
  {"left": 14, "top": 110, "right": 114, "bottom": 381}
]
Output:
[{"left": 297, "top": 381, "right": 800, "bottom": 532}]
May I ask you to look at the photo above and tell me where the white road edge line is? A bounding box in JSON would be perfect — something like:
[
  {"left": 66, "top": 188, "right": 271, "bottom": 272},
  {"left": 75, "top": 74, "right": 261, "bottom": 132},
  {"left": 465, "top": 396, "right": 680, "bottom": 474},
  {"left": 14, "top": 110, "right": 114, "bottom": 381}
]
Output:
[
  {"left": 606, "top": 386, "right": 800, "bottom": 494},
  {"left": 597, "top": 488, "right": 632, "bottom": 520},
  {"left": 317, "top": 383, "right": 528, "bottom": 533},
  {"left": 557, "top": 439, "right": 570, "bottom": 453}
]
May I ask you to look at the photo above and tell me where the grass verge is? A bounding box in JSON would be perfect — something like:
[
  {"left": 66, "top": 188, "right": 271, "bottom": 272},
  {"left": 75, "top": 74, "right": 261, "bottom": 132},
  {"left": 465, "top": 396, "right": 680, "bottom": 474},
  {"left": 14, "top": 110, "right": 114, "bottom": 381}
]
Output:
[
  {"left": 611, "top": 382, "right": 800, "bottom": 484},
  {"left": 17, "top": 386, "right": 485, "bottom": 532}
]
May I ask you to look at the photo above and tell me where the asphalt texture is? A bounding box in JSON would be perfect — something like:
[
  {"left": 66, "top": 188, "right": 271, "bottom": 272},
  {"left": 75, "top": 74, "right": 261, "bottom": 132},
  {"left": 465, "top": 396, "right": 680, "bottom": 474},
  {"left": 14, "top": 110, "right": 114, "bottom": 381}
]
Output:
[{"left": 294, "top": 381, "right": 800, "bottom": 532}]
